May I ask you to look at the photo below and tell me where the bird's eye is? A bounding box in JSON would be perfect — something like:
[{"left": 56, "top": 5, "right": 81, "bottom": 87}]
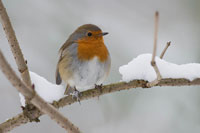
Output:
[{"left": 87, "top": 32, "right": 92, "bottom": 37}]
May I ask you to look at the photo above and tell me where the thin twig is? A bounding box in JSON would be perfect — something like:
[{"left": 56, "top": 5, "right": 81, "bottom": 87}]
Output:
[
  {"left": 147, "top": 11, "right": 162, "bottom": 87},
  {"left": 151, "top": 11, "right": 159, "bottom": 63},
  {"left": 0, "top": 0, "right": 31, "bottom": 87},
  {"left": 0, "top": 50, "right": 80, "bottom": 133},
  {"left": 160, "top": 41, "right": 171, "bottom": 59},
  {"left": 1, "top": 77, "right": 200, "bottom": 132}
]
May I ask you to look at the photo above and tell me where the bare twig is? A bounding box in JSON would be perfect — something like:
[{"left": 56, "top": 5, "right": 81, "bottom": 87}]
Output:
[
  {"left": 0, "top": 0, "right": 31, "bottom": 87},
  {"left": 151, "top": 11, "right": 159, "bottom": 63},
  {"left": 1, "top": 77, "right": 200, "bottom": 132},
  {"left": 0, "top": 51, "right": 80, "bottom": 133},
  {"left": 160, "top": 41, "right": 171, "bottom": 59},
  {"left": 147, "top": 11, "right": 162, "bottom": 87}
]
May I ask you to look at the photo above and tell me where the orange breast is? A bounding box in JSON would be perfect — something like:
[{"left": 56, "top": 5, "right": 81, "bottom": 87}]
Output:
[{"left": 77, "top": 38, "right": 109, "bottom": 62}]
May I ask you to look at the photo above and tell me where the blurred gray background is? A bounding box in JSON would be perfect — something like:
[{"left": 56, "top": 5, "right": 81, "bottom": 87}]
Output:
[{"left": 0, "top": 0, "right": 200, "bottom": 133}]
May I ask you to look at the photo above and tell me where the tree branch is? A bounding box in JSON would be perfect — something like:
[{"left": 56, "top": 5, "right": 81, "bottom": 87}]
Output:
[
  {"left": 0, "top": 51, "right": 80, "bottom": 133},
  {"left": 0, "top": 0, "right": 31, "bottom": 87},
  {"left": 0, "top": 6, "right": 199, "bottom": 133},
  {"left": 1, "top": 77, "right": 200, "bottom": 132}
]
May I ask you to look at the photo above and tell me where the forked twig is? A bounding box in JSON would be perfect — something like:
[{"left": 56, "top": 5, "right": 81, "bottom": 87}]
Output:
[{"left": 147, "top": 11, "right": 162, "bottom": 87}]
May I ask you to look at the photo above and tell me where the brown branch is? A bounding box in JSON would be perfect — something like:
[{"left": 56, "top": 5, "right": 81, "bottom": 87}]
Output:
[
  {"left": 1, "top": 77, "right": 200, "bottom": 132},
  {"left": 0, "top": 51, "right": 80, "bottom": 133},
  {"left": 0, "top": 0, "right": 31, "bottom": 87},
  {"left": 160, "top": 41, "right": 171, "bottom": 59},
  {"left": 147, "top": 11, "right": 162, "bottom": 87}
]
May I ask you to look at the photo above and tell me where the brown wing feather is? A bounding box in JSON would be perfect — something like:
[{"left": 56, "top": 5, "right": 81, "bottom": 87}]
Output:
[
  {"left": 56, "top": 38, "right": 74, "bottom": 85},
  {"left": 56, "top": 66, "right": 62, "bottom": 85}
]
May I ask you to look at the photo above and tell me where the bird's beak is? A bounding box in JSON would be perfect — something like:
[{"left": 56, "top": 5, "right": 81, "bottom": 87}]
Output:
[
  {"left": 97, "top": 32, "right": 108, "bottom": 36},
  {"left": 102, "top": 32, "right": 109, "bottom": 36},
  {"left": 97, "top": 32, "right": 108, "bottom": 37}
]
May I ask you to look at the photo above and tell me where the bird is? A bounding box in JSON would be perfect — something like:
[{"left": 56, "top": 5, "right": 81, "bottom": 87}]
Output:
[{"left": 55, "top": 24, "right": 111, "bottom": 96}]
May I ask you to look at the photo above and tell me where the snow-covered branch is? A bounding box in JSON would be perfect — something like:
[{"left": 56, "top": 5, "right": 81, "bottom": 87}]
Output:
[
  {"left": 1, "top": 67, "right": 200, "bottom": 132},
  {"left": 0, "top": 51, "right": 80, "bottom": 133},
  {"left": 1, "top": 4, "right": 200, "bottom": 133}
]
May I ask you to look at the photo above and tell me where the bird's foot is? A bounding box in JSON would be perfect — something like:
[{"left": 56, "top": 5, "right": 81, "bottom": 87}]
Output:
[
  {"left": 71, "top": 88, "right": 82, "bottom": 104},
  {"left": 95, "top": 84, "right": 103, "bottom": 93},
  {"left": 95, "top": 84, "right": 103, "bottom": 100}
]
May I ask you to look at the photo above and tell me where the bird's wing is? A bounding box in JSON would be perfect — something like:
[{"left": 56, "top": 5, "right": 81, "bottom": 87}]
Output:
[{"left": 55, "top": 40, "right": 75, "bottom": 85}]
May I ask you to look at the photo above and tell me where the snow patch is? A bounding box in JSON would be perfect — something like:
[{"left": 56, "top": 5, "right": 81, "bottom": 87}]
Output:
[
  {"left": 19, "top": 71, "right": 65, "bottom": 106},
  {"left": 119, "top": 54, "right": 200, "bottom": 82}
]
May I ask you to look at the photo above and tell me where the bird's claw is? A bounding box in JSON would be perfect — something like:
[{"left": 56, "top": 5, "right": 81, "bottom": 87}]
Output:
[
  {"left": 95, "top": 84, "right": 103, "bottom": 100},
  {"left": 71, "top": 89, "right": 82, "bottom": 104},
  {"left": 95, "top": 84, "right": 103, "bottom": 93}
]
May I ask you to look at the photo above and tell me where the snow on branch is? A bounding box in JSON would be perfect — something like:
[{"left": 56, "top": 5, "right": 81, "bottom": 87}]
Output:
[
  {"left": 19, "top": 71, "right": 65, "bottom": 107},
  {"left": 1, "top": 59, "right": 200, "bottom": 132},
  {"left": 0, "top": 51, "right": 80, "bottom": 133},
  {"left": 119, "top": 54, "right": 200, "bottom": 82}
]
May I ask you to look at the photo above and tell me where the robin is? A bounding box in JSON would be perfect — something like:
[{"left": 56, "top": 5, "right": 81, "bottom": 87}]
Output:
[{"left": 55, "top": 24, "right": 111, "bottom": 96}]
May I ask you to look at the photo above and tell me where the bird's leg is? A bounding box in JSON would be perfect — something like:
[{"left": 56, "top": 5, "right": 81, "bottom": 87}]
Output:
[
  {"left": 64, "top": 85, "right": 81, "bottom": 104},
  {"left": 71, "top": 87, "right": 81, "bottom": 104},
  {"left": 64, "top": 84, "right": 73, "bottom": 95}
]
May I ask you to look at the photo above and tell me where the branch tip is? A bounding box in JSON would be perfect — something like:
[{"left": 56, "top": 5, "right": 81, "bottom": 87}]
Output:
[
  {"left": 160, "top": 41, "right": 171, "bottom": 59},
  {"left": 155, "top": 11, "right": 159, "bottom": 16}
]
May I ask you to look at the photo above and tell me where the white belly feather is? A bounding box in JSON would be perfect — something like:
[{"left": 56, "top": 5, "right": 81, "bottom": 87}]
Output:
[{"left": 68, "top": 57, "right": 109, "bottom": 90}]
